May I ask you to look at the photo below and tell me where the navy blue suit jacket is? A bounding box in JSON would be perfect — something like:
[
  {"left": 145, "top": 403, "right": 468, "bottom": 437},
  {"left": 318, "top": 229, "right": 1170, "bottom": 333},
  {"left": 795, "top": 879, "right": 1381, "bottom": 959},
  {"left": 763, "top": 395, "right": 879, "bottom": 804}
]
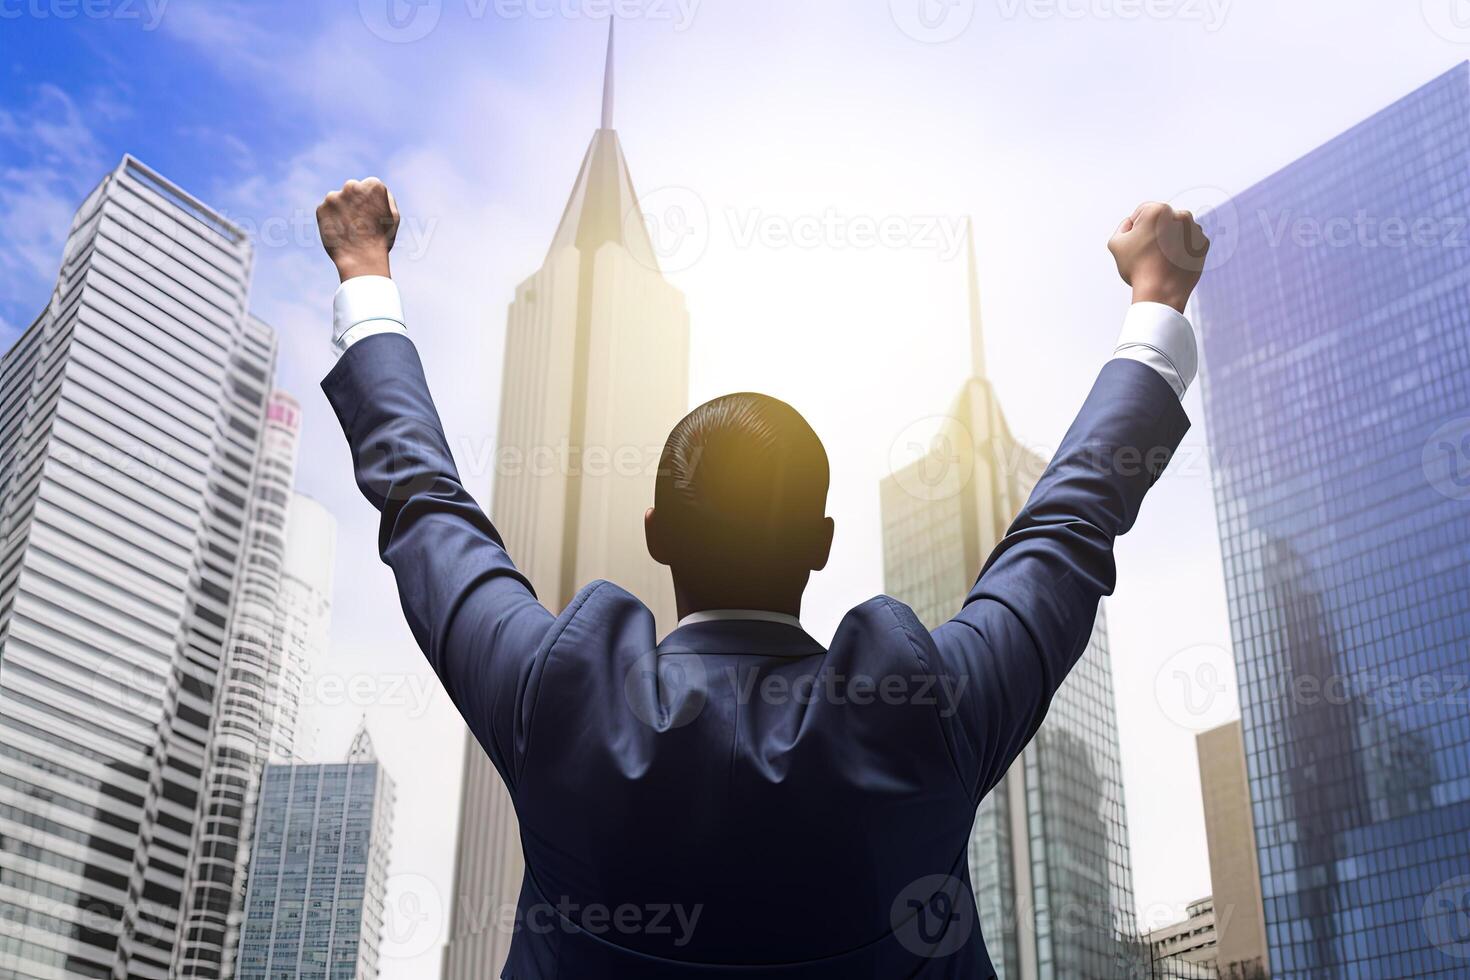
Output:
[{"left": 323, "top": 334, "right": 1189, "bottom": 978}]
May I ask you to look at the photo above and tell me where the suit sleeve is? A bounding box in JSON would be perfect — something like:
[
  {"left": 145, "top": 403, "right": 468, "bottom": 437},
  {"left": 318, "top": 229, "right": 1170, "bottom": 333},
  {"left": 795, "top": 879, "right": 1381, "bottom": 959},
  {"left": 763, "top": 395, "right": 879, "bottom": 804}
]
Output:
[
  {"left": 928, "top": 358, "right": 1190, "bottom": 803},
  {"left": 322, "top": 332, "right": 555, "bottom": 791}
]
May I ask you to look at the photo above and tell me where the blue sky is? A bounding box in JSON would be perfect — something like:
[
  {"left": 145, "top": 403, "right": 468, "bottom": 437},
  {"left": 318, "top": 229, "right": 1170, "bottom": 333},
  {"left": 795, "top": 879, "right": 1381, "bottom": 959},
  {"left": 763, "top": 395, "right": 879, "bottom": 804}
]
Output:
[{"left": 5, "top": 0, "right": 1469, "bottom": 974}]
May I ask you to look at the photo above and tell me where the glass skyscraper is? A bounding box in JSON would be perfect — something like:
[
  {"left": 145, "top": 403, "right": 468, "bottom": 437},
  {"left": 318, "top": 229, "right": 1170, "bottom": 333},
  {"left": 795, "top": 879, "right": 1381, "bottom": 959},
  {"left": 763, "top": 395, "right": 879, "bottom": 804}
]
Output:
[
  {"left": 880, "top": 222, "right": 1140, "bottom": 979},
  {"left": 236, "top": 727, "right": 394, "bottom": 980},
  {"left": 1194, "top": 63, "right": 1470, "bottom": 978}
]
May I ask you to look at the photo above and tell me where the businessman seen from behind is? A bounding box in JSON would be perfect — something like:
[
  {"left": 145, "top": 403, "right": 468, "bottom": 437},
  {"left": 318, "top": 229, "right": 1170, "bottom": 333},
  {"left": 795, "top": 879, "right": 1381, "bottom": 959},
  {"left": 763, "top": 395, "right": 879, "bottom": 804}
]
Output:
[{"left": 316, "top": 179, "right": 1208, "bottom": 978}]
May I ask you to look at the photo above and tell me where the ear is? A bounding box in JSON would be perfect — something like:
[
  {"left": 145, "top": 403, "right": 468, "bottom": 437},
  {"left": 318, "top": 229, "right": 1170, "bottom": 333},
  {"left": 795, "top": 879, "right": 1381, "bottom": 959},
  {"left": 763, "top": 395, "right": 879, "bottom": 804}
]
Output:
[
  {"left": 644, "top": 507, "right": 672, "bottom": 567},
  {"left": 808, "top": 517, "right": 836, "bottom": 572}
]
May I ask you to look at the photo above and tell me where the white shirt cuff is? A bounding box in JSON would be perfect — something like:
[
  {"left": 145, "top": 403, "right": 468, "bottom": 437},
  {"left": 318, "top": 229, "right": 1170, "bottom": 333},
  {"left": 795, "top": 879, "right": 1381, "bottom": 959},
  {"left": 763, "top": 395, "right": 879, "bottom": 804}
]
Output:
[
  {"left": 332, "top": 275, "right": 407, "bottom": 356},
  {"left": 1112, "top": 301, "right": 1198, "bottom": 399}
]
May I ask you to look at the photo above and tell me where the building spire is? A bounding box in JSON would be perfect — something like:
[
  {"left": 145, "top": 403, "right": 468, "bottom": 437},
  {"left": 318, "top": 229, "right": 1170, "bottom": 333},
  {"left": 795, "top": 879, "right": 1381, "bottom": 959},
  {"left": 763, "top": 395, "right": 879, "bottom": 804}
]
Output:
[
  {"left": 347, "top": 719, "right": 376, "bottom": 763},
  {"left": 601, "top": 18, "right": 616, "bottom": 130},
  {"left": 966, "top": 217, "right": 988, "bottom": 381}
]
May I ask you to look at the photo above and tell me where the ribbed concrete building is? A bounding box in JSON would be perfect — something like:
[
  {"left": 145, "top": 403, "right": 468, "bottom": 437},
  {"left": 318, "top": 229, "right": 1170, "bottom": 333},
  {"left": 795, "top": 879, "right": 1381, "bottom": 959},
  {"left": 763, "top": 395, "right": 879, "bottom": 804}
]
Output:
[
  {"left": 174, "top": 391, "right": 304, "bottom": 979},
  {"left": 271, "top": 492, "right": 337, "bottom": 766},
  {"left": 0, "top": 156, "right": 277, "bottom": 979},
  {"left": 879, "top": 223, "right": 1139, "bottom": 980},
  {"left": 442, "top": 23, "right": 691, "bottom": 979}
]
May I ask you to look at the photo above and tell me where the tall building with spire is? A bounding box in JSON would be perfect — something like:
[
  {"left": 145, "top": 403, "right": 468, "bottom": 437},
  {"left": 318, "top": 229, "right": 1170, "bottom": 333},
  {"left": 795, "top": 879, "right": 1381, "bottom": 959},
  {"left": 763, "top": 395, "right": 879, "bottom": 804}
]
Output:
[
  {"left": 879, "top": 222, "right": 1140, "bottom": 979},
  {"left": 442, "top": 23, "right": 691, "bottom": 979}
]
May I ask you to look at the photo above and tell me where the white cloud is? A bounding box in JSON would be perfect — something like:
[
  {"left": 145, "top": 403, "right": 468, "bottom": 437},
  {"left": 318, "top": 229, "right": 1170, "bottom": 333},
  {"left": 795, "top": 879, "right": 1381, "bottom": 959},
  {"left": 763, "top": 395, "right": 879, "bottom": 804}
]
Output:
[{"left": 0, "top": 85, "right": 111, "bottom": 320}]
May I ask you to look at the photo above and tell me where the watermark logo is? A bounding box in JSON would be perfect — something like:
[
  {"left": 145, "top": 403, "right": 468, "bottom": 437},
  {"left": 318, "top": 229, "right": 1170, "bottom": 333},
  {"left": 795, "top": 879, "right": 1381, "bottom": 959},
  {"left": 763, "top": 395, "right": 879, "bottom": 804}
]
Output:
[
  {"left": 1170, "top": 185, "right": 1240, "bottom": 271},
  {"left": 0, "top": 0, "right": 169, "bottom": 29},
  {"left": 627, "top": 185, "right": 711, "bottom": 274},
  {"left": 383, "top": 874, "right": 447, "bottom": 959},
  {"left": 890, "top": 0, "right": 977, "bottom": 43},
  {"left": 360, "top": 0, "right": 442, "bottom": 43},
  {"left": 1154, "top": 643, "right": 1238, "bottom": 731},
  {"left": 1423, "top": 875, "right": 1470, "bottom": 958},
  {"left": 889, "top": 415, "right": 976, "bottom": 502},
  {"left": 996, "top": 0, "right": 1230, "bottom": 31},
  {"left": 624, "top": 650, "right": 709, "bottom": 729},
  {"left": 1423, "top": 0, "right": 1470, "bottom": 43},
  {"left": 1423, "top": 418, "right": 1470, "bottom": 501},
  {"left": 891, "top": 874, "right": 975, "bottom": 957}
]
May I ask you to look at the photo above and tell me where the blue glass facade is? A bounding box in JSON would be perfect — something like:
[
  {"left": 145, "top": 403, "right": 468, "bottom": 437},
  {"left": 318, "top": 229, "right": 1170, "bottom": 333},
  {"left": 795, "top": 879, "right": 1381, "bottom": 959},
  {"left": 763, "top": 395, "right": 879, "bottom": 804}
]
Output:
[
  {"left": 235, "top": 746, "right": 393, "bottom": 980},
  {"left": 1194, "top": 63, "right": 1470, "bottom": 978}
]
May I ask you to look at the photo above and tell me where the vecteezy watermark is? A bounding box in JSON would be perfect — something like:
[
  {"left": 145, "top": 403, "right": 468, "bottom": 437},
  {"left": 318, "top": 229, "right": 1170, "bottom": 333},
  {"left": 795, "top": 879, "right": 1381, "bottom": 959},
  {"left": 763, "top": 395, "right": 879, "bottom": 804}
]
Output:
[
  {"left": 624, "top": 650, "right": 710, "bottom": 729},
  {"left": 219, "top": 207, "right": 440, "bottom": 261},
  {"left": 1423, "top": 875, "right": 1470, "bottom": 958},
  {"left": 890, "top": 874, "right": 976, "bottom": 957},
  {"left": 724, "top": 665, "right": 971, "bottom": 717},
  {"left": 888, "top": 415, "right": 978, "bottom": 503},
  {"left": 623, "top": 654, "right": 974, "bottom": 730},
  {"left": 1259, "top": 670, "right": 1470, "bottom": 711},
  {"left": 383, "top": 874, "right": 449, "bottom": 960},
  {"left": 727, "top": 210, "right": 969, "bottom": 260},
  {"left": 450, "top": 892, "right": 704, "bottom": 946},
  {"left": 0, "top": 0, "right": 168, "bottom": 29},
  {"left": 1258, "top": 209, "right": 1470, "bottom": 251},
  {"left": 1170, "top": 185, "right": 1241, "bottom": 270},
  {"left": 359, "top": 0, "right": 702, "bottom": 43},
  {"left": 996, "top": 0, "right": 1230, "bottom": 31},
  {"left": 1423, "top": 0, "right": 1470, "bottom": 44},
  {"left": 306, "top": 671, "right": 442, "bottom": 718},
  {"left": 1154, "top": 643, "right": 1239, "bottom": 732},
  {"left": 1424, "top": 418, "right": 1470, "bottom": 502},
  {"left": 889, "top": 0, "right": 977, "bottom": 43},
  {"left": 625, "top": 185, "right": 711, "bottom": 274}
]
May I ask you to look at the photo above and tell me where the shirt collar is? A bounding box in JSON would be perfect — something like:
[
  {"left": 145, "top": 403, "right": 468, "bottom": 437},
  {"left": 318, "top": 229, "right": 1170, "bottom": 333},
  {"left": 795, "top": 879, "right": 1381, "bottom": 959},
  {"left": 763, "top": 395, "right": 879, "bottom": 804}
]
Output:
[{"left": 676, "top": 609, "right": 803, "bottom": 631}]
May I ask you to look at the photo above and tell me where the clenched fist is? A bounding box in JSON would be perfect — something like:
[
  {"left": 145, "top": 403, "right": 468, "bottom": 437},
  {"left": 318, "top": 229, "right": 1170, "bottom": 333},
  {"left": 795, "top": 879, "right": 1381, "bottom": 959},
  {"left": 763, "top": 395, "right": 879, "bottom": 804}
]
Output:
[
  {"left": 1107, "top": 202, "right": 1210, "bottom": 314},
  {"left": 316, "top": 177, "right": 400, "bottom": 282}
]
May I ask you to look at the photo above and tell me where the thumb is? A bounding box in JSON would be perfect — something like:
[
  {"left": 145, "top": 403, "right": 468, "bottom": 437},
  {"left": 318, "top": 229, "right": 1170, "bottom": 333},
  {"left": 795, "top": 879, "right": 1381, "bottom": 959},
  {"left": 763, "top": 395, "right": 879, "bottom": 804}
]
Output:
[{"left": 385, "top": 187, "right": 401, "bottom": 249}]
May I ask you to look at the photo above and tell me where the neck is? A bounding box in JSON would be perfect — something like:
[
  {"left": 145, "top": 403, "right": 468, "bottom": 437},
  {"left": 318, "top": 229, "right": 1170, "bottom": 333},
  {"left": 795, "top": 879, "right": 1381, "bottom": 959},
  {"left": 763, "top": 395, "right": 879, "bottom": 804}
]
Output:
[{"left": 673, "top": 583, "right": 804, "bottom": 623}]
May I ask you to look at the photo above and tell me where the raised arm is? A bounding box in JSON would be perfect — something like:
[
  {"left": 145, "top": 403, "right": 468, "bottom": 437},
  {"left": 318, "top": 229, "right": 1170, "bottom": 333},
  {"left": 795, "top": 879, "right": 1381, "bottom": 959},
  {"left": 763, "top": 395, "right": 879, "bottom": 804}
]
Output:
[
  {"left": 316, "top": 178, "right": 555, "bottom": 787},
  {"left": 929, "top": 202, "right": 1208, "bottom": 802}
]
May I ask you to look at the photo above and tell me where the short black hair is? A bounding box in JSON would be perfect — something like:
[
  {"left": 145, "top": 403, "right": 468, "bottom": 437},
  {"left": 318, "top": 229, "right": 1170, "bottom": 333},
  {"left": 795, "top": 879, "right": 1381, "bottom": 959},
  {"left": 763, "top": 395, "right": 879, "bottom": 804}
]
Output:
[{"left": 655, "top": 393, "right": 829, "bottom": 561}]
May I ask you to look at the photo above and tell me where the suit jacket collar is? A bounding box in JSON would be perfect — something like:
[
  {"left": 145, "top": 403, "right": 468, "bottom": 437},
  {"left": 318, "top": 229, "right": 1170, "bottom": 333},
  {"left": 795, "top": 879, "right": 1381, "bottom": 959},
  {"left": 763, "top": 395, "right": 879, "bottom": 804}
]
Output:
[{"left": 658, "top": 617, "right": 826, "bottom": 660}]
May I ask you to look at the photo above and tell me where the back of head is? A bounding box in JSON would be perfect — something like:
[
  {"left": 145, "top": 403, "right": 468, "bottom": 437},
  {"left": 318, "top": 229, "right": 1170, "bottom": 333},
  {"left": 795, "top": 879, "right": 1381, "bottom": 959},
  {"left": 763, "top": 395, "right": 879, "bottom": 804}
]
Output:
[{"left": 652, "top": 393, "right": 831, "bottom": 586}]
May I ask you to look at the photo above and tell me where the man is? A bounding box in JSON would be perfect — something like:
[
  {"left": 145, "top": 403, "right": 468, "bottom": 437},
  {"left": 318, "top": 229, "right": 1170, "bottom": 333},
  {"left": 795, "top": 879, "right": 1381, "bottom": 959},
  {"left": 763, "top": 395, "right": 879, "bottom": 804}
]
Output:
[{"left": 316, "top": 178, "right": 1207, "bottom": 978}]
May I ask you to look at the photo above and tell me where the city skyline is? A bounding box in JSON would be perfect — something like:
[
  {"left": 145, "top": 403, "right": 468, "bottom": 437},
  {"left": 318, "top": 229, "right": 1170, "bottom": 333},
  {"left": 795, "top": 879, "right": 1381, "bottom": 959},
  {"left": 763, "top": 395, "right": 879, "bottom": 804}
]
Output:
[{"left": 3, "top": 6, "right": 1469, "bottom": 977}]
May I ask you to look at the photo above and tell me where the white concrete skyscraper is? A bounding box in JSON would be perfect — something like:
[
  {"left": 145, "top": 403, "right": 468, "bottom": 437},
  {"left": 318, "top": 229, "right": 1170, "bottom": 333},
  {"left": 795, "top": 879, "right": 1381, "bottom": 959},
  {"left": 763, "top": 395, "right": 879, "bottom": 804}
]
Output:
[
  {"left": 880, "top": 222, "right": 1140, "bottom": 980},
  {"left": 442, "top": 23, "right": 691, "bottom": 979},
  {"left": 175, "top": 391, "right": 308, "bottom": 979},
  {"left": 271, "top": 492, "right": 337, "bottom": 765},
  {"left": 0, "top": 157, "right": 279, "bottom": 980}
]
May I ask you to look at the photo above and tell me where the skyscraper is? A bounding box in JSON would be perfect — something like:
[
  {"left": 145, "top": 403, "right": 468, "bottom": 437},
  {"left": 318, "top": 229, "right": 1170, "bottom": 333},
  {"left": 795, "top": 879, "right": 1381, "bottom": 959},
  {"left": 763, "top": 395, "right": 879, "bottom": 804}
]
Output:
[
  {"left": 0, "top": 156, "right": 278, "bottom": 979},
  {"left": 177, "top": 395, "right": 328, "bottom": 978},
  {"left": 271, "top": 492, "right": 338, "bottom": 766},
  {"left": 880, "top": 222, "right": 1139, "bottom": 979},
  {"left": 1195, "top": 722, "right": 1268, "bottom": 979},
  {"left": 442, "top": 23, "right": 691, "bottom": 979},
  {"left": 234, "top": 726, "right": 394, "bottom": 980},
  {"left": 1193, "top": 63, "right": 1470, "bottom": 978}
]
